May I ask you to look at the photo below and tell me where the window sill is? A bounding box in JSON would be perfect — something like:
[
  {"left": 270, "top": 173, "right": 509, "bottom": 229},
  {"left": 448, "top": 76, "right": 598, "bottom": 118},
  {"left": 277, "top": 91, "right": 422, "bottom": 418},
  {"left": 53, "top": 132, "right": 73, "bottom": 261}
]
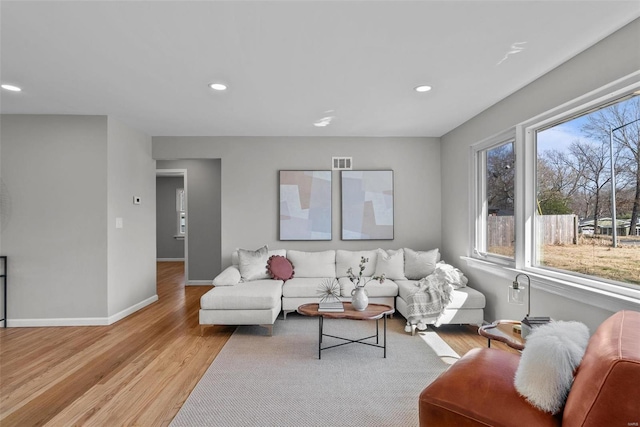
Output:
[{"left": 461, "top": 256, "right": 640, "bottom": 313}]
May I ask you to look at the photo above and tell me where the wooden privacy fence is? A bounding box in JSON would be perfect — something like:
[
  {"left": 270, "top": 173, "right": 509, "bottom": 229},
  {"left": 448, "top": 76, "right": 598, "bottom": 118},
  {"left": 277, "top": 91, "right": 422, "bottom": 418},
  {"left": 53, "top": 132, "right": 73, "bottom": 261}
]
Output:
[
  {"left": 487, "top": 214, "right": 577, "bottom": 248},
  {"left": 487, "top": 216, "right": 515, "bottom": 248},
  {"left": 539, "top": 214, "right": 578, "bottom": 245}
]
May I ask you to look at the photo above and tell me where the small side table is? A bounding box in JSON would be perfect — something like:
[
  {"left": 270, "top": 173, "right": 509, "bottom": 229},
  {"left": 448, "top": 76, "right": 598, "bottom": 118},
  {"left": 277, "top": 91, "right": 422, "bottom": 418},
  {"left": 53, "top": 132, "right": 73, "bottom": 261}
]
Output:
[{"left": 478, "top": 320, "right": 525, "bottom": 351}]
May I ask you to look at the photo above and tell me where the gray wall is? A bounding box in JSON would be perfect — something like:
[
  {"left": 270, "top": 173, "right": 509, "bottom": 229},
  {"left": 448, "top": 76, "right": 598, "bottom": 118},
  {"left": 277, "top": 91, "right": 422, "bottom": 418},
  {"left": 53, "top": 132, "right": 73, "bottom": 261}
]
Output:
[
  {"left": 153, "top": 137, "right": 441, "bottom": 272},
  {"left": 0, "top": 115, "right": 109, "bottom": 320},
  {"left": 156, "top": 176, "right": 185, "bottom": 259},
  {"left": 0, "top": 114, "right": 157, "bottom": 325},
  {"left": 156, "top": 159, "right": 221, "bottom": 281},
  {"left": 107, "top": 118, "right": 157, "bottom": 317},
  {"left": 440, "top": 18, "right": 640, "bottom": 331}
]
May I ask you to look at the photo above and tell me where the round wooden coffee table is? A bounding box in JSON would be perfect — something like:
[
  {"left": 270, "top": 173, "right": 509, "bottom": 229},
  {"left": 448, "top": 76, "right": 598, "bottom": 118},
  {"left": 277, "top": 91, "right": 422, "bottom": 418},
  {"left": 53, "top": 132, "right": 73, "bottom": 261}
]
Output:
[
  {"left": 478, "top": 320, "right": 525, "bottom": 351},
  {"left": 297, "top": 302, "right": 395, "bottom": 359}
]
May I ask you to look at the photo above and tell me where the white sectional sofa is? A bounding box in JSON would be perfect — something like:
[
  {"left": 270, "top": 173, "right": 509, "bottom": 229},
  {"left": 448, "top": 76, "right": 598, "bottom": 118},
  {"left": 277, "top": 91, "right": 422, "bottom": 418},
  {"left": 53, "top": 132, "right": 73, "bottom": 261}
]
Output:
[{"left": 200, "top": 247, "right": 485, "bottom": 336}]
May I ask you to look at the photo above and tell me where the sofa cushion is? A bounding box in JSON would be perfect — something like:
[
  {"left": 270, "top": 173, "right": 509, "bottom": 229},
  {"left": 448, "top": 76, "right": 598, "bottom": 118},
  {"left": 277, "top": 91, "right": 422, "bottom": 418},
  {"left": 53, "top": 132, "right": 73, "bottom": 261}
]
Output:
[
  {"left": 336, "top": 249, "right": 378, "bottom": 278},
  {"left": 396, "top": 280, "right": 485, "bottom": 309},
  {"left": 212, "top": 266, "right": 241, "bottom": 286},
  {"left": 404, "top": 248, "right": 440, "bottom": 280},
  {"left": 282, "top": 277, "right": 333, "bottom": 298},
  {"left": 338, "top": 277, "right": 398, "bottom": 298},
  {"left": 419, "top": 348, "right": 560, "bottom": 427},
  {"left": 287, "top": 250, "right": 336, "bottom": 278},
  {"left": 374, "top": 248, "right": 406, "bottom": 280},
  {"left": 200, "top": 280, "right": 283, "bottom": 310}
]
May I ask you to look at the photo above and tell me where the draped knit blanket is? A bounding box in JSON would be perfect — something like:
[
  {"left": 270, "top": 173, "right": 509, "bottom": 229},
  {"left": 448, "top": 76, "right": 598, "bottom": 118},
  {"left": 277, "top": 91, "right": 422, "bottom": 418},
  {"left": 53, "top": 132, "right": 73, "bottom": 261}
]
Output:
[{"left": 406, "top": 262, "right": 467, "bottom": 322}]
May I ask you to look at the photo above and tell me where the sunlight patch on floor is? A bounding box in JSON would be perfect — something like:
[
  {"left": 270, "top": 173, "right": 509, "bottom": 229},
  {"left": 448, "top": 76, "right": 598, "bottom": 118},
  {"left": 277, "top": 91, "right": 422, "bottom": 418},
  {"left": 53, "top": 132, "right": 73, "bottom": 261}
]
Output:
[{"left": 418, "top": 329, "right": 460, "bottom": 365}]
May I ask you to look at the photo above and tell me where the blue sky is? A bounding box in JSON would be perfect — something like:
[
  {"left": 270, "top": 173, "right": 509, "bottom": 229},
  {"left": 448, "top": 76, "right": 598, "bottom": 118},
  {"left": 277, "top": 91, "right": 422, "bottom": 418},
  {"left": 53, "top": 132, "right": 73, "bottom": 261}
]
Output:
[
  {"left": 537, "top": 115, "right": 592, "bottom": 154},
  {"left": 538, "top": 95, "right": 638, "bottom": 154}
]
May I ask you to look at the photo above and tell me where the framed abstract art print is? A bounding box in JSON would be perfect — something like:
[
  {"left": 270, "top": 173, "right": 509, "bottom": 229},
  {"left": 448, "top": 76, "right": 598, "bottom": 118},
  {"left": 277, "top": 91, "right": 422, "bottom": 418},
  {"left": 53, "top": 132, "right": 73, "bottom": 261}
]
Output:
[
  {"left": 279, "top": 170, "right": 332, "bottom": 240},
  {"left": 341, "top": 170, "right": 394, "bottom": 240}
]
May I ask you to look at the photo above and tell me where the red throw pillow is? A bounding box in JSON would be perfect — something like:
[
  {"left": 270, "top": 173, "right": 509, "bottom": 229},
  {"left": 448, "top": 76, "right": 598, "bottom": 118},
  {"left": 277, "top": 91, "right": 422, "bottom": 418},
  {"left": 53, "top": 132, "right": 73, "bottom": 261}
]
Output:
[{"left": 267, "top": 255, "right": 295, "bottom": 280}]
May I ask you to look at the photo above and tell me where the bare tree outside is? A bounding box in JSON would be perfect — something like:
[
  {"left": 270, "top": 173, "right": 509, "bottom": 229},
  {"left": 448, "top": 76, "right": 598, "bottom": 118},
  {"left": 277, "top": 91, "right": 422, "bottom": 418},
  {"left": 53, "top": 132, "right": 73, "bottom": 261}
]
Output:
[
  {"left": 581, "top": 97, "right": 640, "bottom": 237},
  {"left": 486, "top": 141, "right": 515, "bottom": 257},
  {"left": 536, "top": 94, "right": 640, "bottom": 286}
]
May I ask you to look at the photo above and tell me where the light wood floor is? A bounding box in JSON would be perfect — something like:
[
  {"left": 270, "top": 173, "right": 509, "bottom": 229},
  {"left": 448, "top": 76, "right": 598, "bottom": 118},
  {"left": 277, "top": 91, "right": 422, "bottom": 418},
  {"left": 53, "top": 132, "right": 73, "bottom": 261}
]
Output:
[{"left": 0, "top": 262, "right": 516, "bottom": 427}]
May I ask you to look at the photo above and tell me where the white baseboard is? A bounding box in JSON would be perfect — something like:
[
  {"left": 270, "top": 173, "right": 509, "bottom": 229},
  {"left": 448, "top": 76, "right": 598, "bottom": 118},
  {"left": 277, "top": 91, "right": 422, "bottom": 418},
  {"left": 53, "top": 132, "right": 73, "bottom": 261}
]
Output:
[
  {"left": 186, "top": 280, "right": 212, "bottom": 286},
  {"left": 9, "top": 317, "right": 110, "bottom": 327},
  {"left": 157, "top": 258, "right": 185, "bottom": 262},
  {"left": 108, "top": 294, "right": 159, "bottom": 325},
  {"left": 5, "top": 294, "right": 159, "bottom": 327}
]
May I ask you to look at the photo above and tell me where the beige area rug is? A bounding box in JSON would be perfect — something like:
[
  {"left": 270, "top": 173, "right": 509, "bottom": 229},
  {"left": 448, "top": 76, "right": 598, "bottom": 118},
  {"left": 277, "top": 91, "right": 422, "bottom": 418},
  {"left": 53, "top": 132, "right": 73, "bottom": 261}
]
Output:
[{"left": 170, "top": 315, "right": 458, "bottom": 427}]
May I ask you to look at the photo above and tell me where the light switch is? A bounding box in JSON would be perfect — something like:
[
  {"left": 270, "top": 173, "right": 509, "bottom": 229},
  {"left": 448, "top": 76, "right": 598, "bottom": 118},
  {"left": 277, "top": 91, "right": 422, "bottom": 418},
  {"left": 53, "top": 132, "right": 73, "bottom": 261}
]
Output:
[
  {"left": 116, "top": 217, "right": 123, "bottom": 229},
  {"left": 133, "top": 196, "right": 141, "bottom": 205}
]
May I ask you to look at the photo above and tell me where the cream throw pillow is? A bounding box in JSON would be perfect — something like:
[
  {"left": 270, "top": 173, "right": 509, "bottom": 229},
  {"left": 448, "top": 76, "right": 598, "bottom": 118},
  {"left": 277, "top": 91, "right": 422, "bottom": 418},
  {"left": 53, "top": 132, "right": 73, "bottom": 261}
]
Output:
[
  {"left": 404, "top": 248, "right": 440, "bottom": 280},
  {"left": 514, "top": 321, "right": 590, "bottom": 414},
  {"left": 238, "top": 245, "right": 270, "bottom": 281},
  {"left": 374, "top": 249, "right": 406, "bottom": 280}
]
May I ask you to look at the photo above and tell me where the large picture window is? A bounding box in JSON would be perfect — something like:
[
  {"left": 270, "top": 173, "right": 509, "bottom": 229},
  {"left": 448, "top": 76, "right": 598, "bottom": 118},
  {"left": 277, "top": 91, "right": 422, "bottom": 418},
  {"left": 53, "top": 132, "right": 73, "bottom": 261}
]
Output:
[
  {"left": 535, "top": 93, "right": 640, "bottom": 286},
  {"left": 472, "top": 80, "right": 640, "bottom": 301}
]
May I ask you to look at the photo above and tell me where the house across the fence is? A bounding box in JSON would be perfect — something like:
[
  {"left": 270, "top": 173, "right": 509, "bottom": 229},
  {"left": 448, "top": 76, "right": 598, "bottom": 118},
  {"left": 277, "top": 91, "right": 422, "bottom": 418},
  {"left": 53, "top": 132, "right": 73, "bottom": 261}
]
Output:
[{"left": 579, "top": 218, "right": 640, "bottom": 237}]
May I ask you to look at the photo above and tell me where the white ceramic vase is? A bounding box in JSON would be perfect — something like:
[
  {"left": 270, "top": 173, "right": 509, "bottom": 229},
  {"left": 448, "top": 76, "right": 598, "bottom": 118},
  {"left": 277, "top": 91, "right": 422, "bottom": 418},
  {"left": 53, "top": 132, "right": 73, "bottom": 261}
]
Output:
[{"left": 351, "top": 286, "right": 369, "bottom": 311}]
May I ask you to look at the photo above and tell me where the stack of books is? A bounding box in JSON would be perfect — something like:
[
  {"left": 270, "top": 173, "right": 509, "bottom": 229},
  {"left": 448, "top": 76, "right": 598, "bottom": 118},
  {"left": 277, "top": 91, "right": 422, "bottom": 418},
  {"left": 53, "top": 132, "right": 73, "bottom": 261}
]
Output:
[
  {"left": 318, "top": 301, "right": 344, "bottom": 312},
  {"left": 522, "top": 316, "right": 551, "bottom": 328},
  {"left": 521, "top": 316, "right": 551, "bottom": 338}
]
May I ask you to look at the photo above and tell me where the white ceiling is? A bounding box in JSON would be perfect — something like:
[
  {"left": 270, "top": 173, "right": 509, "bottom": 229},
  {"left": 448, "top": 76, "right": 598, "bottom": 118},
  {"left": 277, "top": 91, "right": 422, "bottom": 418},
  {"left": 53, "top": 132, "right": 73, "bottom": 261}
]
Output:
[{"left": 1, "top": 1, "right": 639, "bottom": 137}]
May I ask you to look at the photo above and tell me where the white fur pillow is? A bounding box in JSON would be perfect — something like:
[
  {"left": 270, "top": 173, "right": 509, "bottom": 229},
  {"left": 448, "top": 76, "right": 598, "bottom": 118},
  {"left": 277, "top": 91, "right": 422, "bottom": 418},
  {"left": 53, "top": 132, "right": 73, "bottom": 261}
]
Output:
[{"left": 514, "top": 321, "right": 590, "bottom": 414}]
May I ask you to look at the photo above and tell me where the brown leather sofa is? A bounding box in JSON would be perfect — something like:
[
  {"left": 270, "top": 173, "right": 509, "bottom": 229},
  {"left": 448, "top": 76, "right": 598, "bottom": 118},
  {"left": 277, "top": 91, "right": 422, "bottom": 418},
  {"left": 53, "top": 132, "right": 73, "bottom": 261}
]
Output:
[{"left": 419, "top": 310, "right": 640, "bottom": 427}]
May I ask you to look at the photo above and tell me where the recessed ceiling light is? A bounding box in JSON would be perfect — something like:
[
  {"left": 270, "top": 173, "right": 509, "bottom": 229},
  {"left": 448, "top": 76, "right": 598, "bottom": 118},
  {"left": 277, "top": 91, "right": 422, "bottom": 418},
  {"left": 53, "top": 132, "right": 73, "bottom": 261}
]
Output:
[
  {"left": 209, "top": 83, "right": 227, "bottom": 91},
  {"left": 1, "top": 84, "right": 21, "bottom": 92},
  {"left": 414, "top": 85, "right": 432, "bottom": 93}
]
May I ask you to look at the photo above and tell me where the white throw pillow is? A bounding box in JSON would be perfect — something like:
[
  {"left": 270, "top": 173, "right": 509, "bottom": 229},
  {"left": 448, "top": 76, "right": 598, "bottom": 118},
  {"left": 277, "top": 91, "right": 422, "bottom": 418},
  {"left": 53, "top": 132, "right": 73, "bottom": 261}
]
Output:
[
  {"left": 238, "top": 245, "right": 270, "bottom": 281},
  {"left": 404, "top": 248, "right": 440, "bottom": 280},
  {"left": 374, "top": 249, "right": 406, "bottom": 280},
  {"left": 287, "top": 250, "right": 336, "bottom": 278},
  {"left": 336, "top": 250, "right": 378, "bottom": 278},
  {"left": 232, "top": 248, "right": 285, "bottom": 267},
  {"left": 514, "top": 321, "right": 590, "bottom": 414},
  {"left": 212, "top": 266, "right": 241, "bottom": 286}
]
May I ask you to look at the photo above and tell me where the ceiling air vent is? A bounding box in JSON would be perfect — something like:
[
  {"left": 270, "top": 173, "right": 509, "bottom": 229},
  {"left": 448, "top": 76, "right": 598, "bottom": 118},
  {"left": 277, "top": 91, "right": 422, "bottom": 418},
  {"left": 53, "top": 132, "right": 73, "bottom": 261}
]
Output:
[{"left": 332, "top": 157, "right": 352, "bottom": 170}]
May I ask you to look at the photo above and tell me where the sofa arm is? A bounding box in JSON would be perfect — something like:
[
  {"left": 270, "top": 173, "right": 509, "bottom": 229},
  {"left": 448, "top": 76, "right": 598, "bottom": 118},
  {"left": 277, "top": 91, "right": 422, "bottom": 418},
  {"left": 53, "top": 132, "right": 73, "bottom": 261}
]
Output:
[
  {"left": 212, "top": 266, "right": 241, "bottom": 287},
  {"left": 419, "top": 348, "right": 560, "bottom": 427}
]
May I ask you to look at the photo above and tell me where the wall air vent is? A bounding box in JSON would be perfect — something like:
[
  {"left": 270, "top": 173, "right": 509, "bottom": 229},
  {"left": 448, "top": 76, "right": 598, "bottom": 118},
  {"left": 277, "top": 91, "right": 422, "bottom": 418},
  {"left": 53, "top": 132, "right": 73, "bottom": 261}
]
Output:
[{"left": 332, "top": 157, "right": 352, "bottom": 170}]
